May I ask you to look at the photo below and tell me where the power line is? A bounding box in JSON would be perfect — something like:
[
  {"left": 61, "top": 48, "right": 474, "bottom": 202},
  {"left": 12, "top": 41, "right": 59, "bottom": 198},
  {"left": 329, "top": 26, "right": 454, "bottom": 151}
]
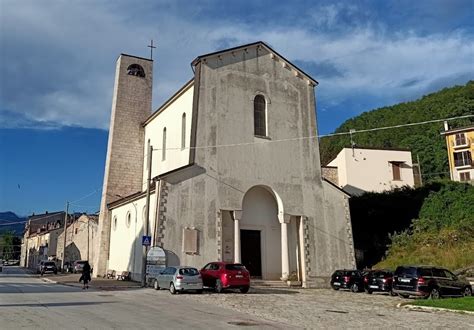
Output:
[
  {"left": 70, "top": 187, "right": 102, "bottom": 205},
  {"left": 146, "top": 113, "right": 474, "bottom": 152}
]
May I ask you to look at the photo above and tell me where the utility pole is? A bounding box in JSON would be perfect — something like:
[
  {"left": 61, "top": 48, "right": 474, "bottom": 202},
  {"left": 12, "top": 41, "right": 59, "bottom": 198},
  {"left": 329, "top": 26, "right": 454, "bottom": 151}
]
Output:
[
  {"left": 61, "top": 202, "right": 69, "bottom": 271},
  {"left": 142, "top": 144, "right": 153, "bottom": 287},
  {"left": 87, "top": 218, "right": 90, "bottom": 262},
  {"left": 417, "top": 154, "right": 423, "bottom": 186}
]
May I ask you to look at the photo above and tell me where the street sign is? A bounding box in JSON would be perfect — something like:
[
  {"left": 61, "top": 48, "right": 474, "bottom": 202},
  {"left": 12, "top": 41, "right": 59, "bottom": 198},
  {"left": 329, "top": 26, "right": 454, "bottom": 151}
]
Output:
[{"left": 142, "top": 235, "right": 151, "bottom": 246}]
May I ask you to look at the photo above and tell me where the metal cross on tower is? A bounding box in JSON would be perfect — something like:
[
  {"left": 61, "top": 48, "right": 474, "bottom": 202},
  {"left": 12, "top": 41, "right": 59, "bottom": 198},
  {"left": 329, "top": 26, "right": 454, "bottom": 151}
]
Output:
[{"left": 148, "top": 40, "right": 157, "bottom": 60}]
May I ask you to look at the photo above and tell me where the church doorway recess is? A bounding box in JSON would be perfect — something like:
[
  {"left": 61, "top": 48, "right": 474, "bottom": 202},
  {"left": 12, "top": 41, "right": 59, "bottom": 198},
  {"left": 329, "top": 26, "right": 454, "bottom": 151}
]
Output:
[{"left": 241, "top": 229, "right": 262, "bottom": 278}]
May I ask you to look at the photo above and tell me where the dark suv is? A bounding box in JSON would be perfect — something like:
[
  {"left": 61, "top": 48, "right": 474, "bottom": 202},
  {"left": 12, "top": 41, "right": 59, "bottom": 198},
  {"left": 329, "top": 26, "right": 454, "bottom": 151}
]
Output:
[
  {"left": 392, "top": 266, "right": 472, "bottom": 299},
  {"left": 330, "top": 270, "right": 365, "bottom": 292}
]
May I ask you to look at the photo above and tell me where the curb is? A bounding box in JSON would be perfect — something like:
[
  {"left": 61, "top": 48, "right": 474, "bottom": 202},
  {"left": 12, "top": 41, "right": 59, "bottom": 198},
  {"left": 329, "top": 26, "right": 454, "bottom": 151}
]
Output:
[
  {"left": 397, "top": 302, "right": 474, "bottom": 315},
  {"left": 41, "top": 277, "right": 141, "bottom": 290}
]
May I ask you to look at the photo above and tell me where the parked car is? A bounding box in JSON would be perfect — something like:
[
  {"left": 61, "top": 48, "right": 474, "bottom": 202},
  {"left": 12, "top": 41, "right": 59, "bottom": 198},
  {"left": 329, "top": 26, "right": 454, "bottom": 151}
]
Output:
[
  {"left": 200, "top": 262, "right": 250, "bottom": 293},
  {"left": 392, "top": 265, "right": 472, "bottom": 299},
  {"left": 364, "top": 270, "right": 396, "bottom": 295},
  {"left": 330, "top": 269, "right": 365, "bottom": 292},
  {"left": 152, "top": 266, "right": 203, "bottom": 294},
  {"left": 73, "top": 260, "right": 87, "bottom": 273},
  {"left": 40, "top": 261, "right": 58, "bottom": 275}
]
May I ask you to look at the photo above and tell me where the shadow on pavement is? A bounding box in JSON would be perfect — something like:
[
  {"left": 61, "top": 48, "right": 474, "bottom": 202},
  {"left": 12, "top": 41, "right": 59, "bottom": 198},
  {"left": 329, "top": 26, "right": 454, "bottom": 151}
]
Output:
[
  {"left": 0, "top": 283, "right": 80, "bottom": 294},
  {"left": 0, "top": 301, "right": 116, "bottom": 308}
]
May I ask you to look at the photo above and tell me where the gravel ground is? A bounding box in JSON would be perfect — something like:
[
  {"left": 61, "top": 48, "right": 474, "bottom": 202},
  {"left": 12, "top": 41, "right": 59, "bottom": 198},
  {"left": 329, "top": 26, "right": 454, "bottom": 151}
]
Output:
[{"left": 152, "top": 286, "right": 474, "bottom": 329}]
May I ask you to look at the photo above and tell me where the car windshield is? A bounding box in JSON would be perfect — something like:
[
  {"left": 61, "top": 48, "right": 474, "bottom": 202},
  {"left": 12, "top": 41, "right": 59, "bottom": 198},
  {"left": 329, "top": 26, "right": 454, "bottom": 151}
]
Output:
[
  {"left": 225, "top": 264, "right": 246, "bottom": 271},
  {"left": 373, "top": 271, "right": 391, "bottom": 278},
  {"left": 395, "top": 266, "right": 417, "bottom": 277},
  {"left": 179, "top": 268, "right": 199, "bottom": 276},
  {"left": 44, "top": 262, "right": 55, "bottom": 266},
  {"left": 76, "top": 261, "right": 86, "bottom": 265}
]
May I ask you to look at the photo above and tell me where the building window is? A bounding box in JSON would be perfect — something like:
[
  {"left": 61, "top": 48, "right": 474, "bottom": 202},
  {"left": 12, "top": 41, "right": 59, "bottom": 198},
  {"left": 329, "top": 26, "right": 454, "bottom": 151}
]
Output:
[
  {"left": 254, "top": 95, "right": 267, "bottom": 137},
  {"left": 126, "top": 212, "right": 131, "bottom": 228},
  {"left": 454, "top": 151, "right": 472, "bottom": 167},
  {"left": 455, "top": 133, "right": 467, "bottom": 146},
  {"left": 391, "top": 162, "right": 402, "bottom": 181},
  {"left": 126, "top": 64, "right": 145, "bottom": 77},
  {"left": 113, "top": 216, "right": 117, "bottom": 231},
  {"left": 162, "top": 127, "right": 167, "bottom": 161},
  {"left": 181, "top": 113, "right": 186, "bottom": 150},
  {"left": 460, "top": 172, "right": 471, "bottom": 182}
]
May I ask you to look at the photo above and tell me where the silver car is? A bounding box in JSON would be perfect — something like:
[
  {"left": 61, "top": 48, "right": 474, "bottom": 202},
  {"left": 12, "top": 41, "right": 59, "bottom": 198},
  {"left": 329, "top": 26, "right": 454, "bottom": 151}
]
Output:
[{"left": 153, "top": 266, "right": 203, "bottom": 294}]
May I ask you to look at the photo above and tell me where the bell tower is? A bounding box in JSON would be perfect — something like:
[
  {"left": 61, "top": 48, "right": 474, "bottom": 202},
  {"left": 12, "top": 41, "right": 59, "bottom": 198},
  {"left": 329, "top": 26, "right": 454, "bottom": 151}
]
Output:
[{"left": 94, "top": 54, "right": 153, "bottom": 276}]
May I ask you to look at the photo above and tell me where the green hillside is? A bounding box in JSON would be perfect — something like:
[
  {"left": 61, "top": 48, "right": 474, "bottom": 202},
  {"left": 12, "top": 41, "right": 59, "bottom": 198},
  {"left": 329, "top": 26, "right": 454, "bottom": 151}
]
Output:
[{"left": 320, "top": 81, "right": 474, "bottom": 178}]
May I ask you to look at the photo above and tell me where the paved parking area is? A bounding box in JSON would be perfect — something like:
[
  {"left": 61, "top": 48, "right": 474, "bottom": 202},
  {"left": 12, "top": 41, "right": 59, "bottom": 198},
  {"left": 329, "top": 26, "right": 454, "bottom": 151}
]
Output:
[{"left": 151, "top": 286, "right": 474, "bottom": 329}]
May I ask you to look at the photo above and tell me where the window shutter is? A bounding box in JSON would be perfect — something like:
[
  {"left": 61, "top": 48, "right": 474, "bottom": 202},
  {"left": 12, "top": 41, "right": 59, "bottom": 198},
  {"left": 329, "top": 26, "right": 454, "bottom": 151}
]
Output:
[{"left": 182, "top": 227, "right": 198, "bottom": 254}]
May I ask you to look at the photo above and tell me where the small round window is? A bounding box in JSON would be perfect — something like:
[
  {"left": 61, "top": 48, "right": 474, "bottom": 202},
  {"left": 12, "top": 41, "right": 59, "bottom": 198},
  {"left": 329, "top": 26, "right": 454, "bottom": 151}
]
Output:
[
  {"left": 127, "top": 64, "right": 145, "bottom": 78},
  {"left": 126, "top": 211, "right": 131, "bottom": 228},
  {"left": 113, "top": 216, "right": 118, "bottom": 231}
]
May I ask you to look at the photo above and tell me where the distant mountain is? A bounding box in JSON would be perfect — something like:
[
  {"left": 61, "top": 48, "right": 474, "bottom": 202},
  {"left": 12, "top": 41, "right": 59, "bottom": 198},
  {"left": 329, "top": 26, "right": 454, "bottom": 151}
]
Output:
[
  {"left": 0, "top": 211, "right": 26, "bottom": 236},
  {"left": 320, "top": 81, "right": 474, "bottom": 179}
]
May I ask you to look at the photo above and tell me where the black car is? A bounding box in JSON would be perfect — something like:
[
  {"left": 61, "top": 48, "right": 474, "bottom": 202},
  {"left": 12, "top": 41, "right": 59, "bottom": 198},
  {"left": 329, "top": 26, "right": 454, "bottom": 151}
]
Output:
[
  {"left": 330, "top": 270, "right": 365, "bottom": 292},
  {"left": 392, "top": 266, "right": 472, "bottom": 299},
  {"left": 364, "top": 270, "right": 396, "bottom": 295},
  {"left": 40, "top": 261, "right": 58, "bottom": 275}
]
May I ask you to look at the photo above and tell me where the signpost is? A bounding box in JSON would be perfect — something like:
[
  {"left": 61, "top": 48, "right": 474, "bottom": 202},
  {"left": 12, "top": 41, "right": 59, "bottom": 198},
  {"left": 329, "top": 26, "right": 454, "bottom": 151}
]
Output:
[{"left": 142, "top": 236, "right": 151, "bottom": 247}]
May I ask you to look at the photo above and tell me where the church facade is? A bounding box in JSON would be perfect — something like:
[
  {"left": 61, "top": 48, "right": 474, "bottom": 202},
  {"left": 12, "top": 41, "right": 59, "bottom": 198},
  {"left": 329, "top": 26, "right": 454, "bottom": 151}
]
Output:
[{"left": 94, "top": 42, "right": 356, "bottom": 287}]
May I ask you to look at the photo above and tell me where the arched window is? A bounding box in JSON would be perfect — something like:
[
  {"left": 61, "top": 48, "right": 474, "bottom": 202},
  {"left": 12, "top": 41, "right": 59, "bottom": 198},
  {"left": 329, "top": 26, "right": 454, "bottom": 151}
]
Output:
[
  {"left": 181, "top": 113, "right": 186, "bottom": 150},
  {"left": 126, "top": 212, "right": 131, "bottom": 228},
  {"left": 254, "top": 95, "right": 266, "bottom": 136},
  {"left": 162, "top": 127, "right": 167, "bottom": 161},
  {"left": 127, "top": 64, "right": 145, "bottom": 78}
]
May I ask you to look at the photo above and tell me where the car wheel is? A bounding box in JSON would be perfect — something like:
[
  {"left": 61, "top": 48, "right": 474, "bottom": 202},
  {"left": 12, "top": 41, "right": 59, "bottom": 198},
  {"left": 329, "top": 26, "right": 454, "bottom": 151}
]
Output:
[
  {"left": 332, "top": 287, "right": 339, "bottom": 291},
  {"left": 196, "top": 289, "right": 203, "bottom": 294},
  {"left": 366, "top": 289, "right": 373, "bottom": 294},
  {"left": 215, "top": 279, "right": 223, "bottom": 293},
  {"left": 463, "top": 287, "right": 472, "bottom": 297},
  {"left": 429, "top": 288, "right": 440, "bottom": 299},
  {"left": 400, "top": 294, "right": 409, "bottom": 298},
  {"left": 154, "top": 280, "right": 159, "bottom": 290},
  {"left": 351, "top": 283, "right": 359, "bottom": 293},
  {"left": 169, "top": 282, "right": 176, "bottom": 294},
  {"left": 240, "top": 286, "right": 249, "bottom": 293}
]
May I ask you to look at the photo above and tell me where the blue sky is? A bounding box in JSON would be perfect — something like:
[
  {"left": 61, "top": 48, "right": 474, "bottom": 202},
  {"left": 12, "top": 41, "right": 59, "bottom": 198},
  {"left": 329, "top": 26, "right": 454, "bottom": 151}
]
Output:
[{"left": 0, "top": 0, "right": 473, "bottom": 216}]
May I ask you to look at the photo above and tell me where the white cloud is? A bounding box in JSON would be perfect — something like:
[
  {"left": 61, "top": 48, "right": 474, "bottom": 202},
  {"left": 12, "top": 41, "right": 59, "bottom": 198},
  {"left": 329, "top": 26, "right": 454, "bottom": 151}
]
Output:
[{"left": 1, "top": 1, "right": 473, "bottom": 130}]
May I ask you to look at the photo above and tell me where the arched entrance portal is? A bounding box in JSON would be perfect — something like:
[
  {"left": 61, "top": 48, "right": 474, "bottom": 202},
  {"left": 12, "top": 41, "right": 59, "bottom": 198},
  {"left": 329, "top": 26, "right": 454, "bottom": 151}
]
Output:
[{"left": 240, "top": 186, "right": 282, "bottom": 280}]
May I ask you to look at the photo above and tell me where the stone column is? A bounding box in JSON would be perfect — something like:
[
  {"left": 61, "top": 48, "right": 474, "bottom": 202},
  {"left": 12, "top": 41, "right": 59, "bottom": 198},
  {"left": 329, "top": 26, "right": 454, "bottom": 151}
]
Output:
[
  {"left": 280, "top": 214, "right": 291, "bottom": 281},
  {"left": 232, "top": 210, "right": 242, "bottom": 263}
]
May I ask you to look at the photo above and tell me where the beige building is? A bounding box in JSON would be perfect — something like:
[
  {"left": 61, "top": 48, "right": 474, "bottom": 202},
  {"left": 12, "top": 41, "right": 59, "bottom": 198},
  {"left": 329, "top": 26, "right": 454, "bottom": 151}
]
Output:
[
  {"left": 95, "top": 42, "right": 356, "bottom": 287},
  {"left": 57, "top": 214, "right": 99, "bottom": 266},
  {"left": 20, "top": 212, "right": 64, "bottom": 269},
  {"left": 323, "top": 147, "right": 415, "bottom": 195}
]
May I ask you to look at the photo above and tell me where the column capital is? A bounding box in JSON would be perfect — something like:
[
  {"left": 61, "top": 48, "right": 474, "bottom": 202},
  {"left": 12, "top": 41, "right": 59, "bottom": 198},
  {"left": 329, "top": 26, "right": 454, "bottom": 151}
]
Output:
[
  {"left": 278, "top": 213, "right": 292, "bottom": 223},
  {"left": 232, "top": 210, "right": 242, "bottom": 221}
]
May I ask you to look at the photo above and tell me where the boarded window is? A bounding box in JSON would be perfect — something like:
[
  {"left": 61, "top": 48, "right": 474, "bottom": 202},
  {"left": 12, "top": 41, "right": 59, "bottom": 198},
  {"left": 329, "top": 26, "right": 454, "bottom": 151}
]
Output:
[
  {"left": 182, "top": 227, "right": 198, "bottom": 254},
  {"left": 391, "top": 162, "right": 401, "bottom": 181},
  {"left": 254, "top": 95, "right": 266, "bottom": 136}
]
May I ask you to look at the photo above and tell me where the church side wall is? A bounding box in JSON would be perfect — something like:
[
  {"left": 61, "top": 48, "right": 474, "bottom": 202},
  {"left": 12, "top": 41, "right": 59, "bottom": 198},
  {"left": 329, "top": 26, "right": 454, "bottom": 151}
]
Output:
[
  {"left": 108, "top": 194, "right": 156, "bottom": 281},
  {"left": 143, "top": 85, "right": 194, "bottom": 190}
]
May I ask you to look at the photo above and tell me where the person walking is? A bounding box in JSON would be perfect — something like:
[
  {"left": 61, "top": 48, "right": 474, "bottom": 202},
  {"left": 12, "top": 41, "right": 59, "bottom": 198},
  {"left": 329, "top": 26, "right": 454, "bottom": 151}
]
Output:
[{"left": 79, "top": 261, "right": 92, "bottom": 290}]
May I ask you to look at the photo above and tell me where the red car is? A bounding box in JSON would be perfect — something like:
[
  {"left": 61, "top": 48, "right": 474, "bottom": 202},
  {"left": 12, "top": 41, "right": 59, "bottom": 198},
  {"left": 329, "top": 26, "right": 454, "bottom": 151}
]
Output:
[{"left": 200, "top": 262, "right": 250, "bottom": 293}]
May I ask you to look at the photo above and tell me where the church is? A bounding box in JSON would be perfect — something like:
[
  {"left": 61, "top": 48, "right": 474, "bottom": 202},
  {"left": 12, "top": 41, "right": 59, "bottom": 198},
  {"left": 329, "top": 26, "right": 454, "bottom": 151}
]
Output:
[{"left": 93, "top": 41, "right": 356, "bottom": 288}]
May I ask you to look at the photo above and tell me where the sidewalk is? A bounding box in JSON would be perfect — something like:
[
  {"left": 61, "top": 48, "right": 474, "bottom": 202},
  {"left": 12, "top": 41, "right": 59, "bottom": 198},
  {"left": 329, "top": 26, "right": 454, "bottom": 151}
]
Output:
[{"left": 40, "top": 273, "right": 142, "bottom": 290}]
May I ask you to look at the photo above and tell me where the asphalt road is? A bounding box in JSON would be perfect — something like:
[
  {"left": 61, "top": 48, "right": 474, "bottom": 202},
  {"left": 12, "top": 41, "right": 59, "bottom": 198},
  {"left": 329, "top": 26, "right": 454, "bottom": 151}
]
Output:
[{"left": 0, "top": 266, "right": 284, "bottom": 329}]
